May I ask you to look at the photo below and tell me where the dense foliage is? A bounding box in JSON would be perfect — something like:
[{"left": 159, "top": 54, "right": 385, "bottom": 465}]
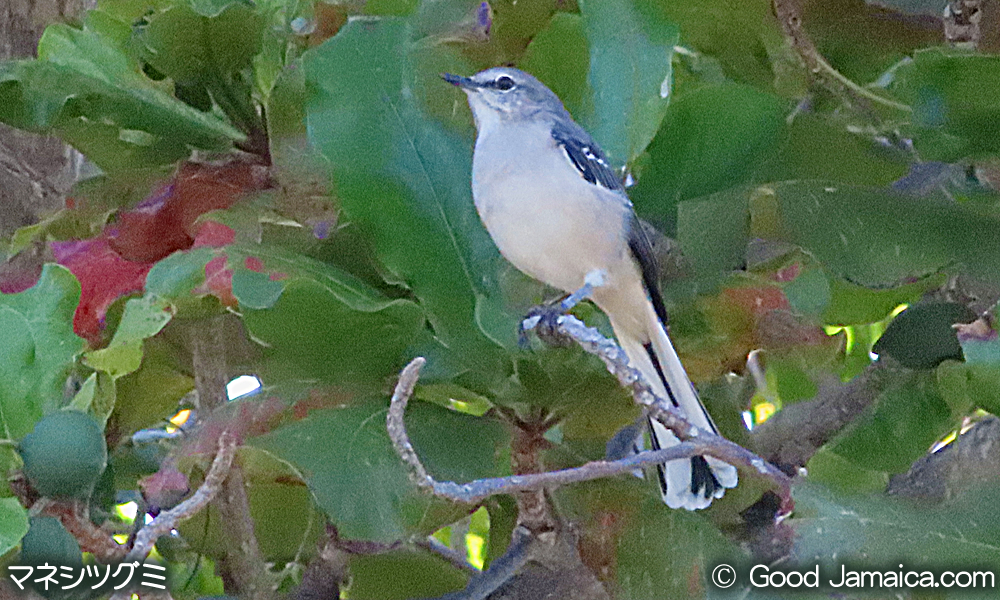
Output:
[{"left": 1, "top": 0, "right": 1000, "bottom": 598}]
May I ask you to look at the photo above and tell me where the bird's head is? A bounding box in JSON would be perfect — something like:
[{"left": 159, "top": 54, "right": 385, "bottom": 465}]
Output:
[{"left": 442, "top": 67, "right": 564, "bottom": 131}]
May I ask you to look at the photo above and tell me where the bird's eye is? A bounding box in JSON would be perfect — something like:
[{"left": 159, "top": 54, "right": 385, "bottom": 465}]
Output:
[{"left": 495, "top": 75, "right": 516, "bottom": 91}]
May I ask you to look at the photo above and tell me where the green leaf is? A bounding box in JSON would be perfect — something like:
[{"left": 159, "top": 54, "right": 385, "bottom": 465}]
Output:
[
  {"left": 228, "top": 245, "right": 400, "bottom": 313},
  {"left": 368, "top": 0, "right": 421, "bottom": 17},
  {"left": 0, "top": 22, "right": 243, "bottom": 170},
  {"left": 411, "top": 0, "right": 478, "bottom": 36},
  {"left": 189, "top": 0, "right": 254, "bottom": 18},
  {"left": 58, "top": 116, "right": 197, "bottom": 171},
  {"left": 579, "top": 0, "right": 679, "bottom": 166},
  {"left": 827, "top": 370, "right": 958, "bottom": 473},
  {"left": 240, "top": 468, "right": 321, "bottom": 563},
  {"left": 675, "top": 186, "right": 751, "bottom": 283},
  {"left": 265, "top": 59, "right": 307, "bottom": 159},
  {"left": 231, "top": 268, "right": 284, "bottom": 310},
  {"left": 649, "top": 0, "right": 799, "bottom": 92},
  {"left": 520, "top": 13, "right": 591, "bottom": 122},
  {"left": 941, "top": 331, "right": 1000, "bottom": 416},
  {"left": 792, "top": 481, "right": 1000, "bottom": 576},
  {"left": 304, "top": 17, "right": 507, "bottom": 383},
  {"left": 822, "top": 274, "right": 944, "bottom": 326},
  {"left": 755, "top": 112, "right": 909, "bottom": 186},
  {"left": 552, "top": 476, "right": 740, "bottom": 600},
  {"left": 177, "top": 446, "right": 321, "bottom": 564},
  {"left": 67, "top": 371, "right": 117, "bottom": 425},
  {"left": 96, "top": 0, "right": 174, "bottom": 22},
  {"left": 249, "top": 399, "right": 510, "bottom": 542},
  {"left": 505, "top": 348, "right": 635, "bottom": 428},
  {"left": 241, "top": 278, "right": 424, "bottom": 387},
  {"left": 802, "top": 0, "right": 942, "bottom": 87},
  {"left": 37, "top": 18, "right": 135, "bottom": 83},
  {"left": 108, "top": 294, "right": 175, "bottom": 342},
  {"left": 767, "top": 356, "right": 820, "bottom": 405},
  {"left": 84, "top": 295, "right": 174, "bottom": 378},
  {"left": 762, "top": 182, "right": 1000, "bottom": 287},
  {"left": 226, "top": 246, "right": 429, "bottom": 386},
  {"left": 137, "top": 3, "right": 265, "bottom": 82},
  {"left": 783, "top": 267, "right": 831, "bottom": 317},
  {"left": 804, "top": 448, "right": 888, "bottom": 495},
  {"left": 889, "top": 48, "right": 1000, "bottom": 159},
  {"left": 0, "top": 264, "right": 83, "bottom": 439},
  {"left": 617, "top": 495, "right": 738, "bottom": 600},
  {"left": 631, "top": 82, "right": 786, "bottom": 221},
  {"left": 82, "top": 6, "right": 132, "bottom": 46},
  {"left": 483, "top": 495, "right": 517, "bottom": 569},
  {"left": 113, "top": 339, "right": 194, "bottom": 436},
  {"left": 0, "top": 498, "right": 29, "bottom": 556},
  {"left": 348, "top": 550, "right": 468, "bottom": 599},
  {"left": 145, "top": 247, "right": 216, "bottom": 299},
  {"left": 873, "top": 302, "right": 976, "bottom": 370}
]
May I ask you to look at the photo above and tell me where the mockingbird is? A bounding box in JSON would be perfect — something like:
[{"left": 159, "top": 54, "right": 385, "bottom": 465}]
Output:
[{"left": 443, "top": 67, "right": 737, "bottom": 510}]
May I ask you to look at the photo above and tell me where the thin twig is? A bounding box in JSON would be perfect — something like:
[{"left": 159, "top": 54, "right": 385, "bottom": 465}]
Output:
[
  {"left": 772, "top": 0, "right": 911, "bottom": 113},
  {"left": 35, "top": 498, "right": 126, "bottom": 563},
  {"left": 386, "top": 357, "right": 434, "bottom": 487},
  {"left": 412, "top": 528, "right": 536, "bottom": 600},
  {"left": 126, "top": 432, "right": 238, "bottom": 562},
  {"left": 414, "top": 536, "right": 480, "bottom": 575},
  {"left": 387, "top": 345, "right": 792, "bottom": 507},
  {"left": 552, "top": 315, "right": 793, "bottom": 499}
]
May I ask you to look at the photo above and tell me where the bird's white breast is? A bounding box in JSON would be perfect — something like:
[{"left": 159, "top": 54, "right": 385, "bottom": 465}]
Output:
[{"left": 471, "top": 120, "right": 632, "bottom": 295}]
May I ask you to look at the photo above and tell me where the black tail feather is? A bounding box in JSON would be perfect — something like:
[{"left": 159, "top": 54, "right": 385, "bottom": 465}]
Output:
[
  {"left": 691, "top": 456, "right": 722, "bottom": 499},
  {"left": 644, "top": 344, "right": 723, "bottom": 501},
  {"left": 647, "top": 417, "right": 670, "bottom": 495},
  {"left": 643, "top": 342, "right": 679, "bottom": 408}
]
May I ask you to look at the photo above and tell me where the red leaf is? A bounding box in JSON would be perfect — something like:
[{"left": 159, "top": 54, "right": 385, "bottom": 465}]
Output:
[
  {"left": 105, "top": 181, "right": 188, "bottom": 263},
  {"left": 196, "top": 255, "right": 237, "bottom": 307},
  {"left": 244, "top": 256, "right": 265, "bottom": 272},
  {"left": 51, "top": 239, "right": 152, "bottom": 345},
  {"left": 33, "top": 162, "right": 268, "bottom": 344},
  {"left": 772, "top": 262, "right": 801, "bottom": 283},
  {"left": 175, "top": 162, "right": 269, "bottom": 229},
  {"left": 139, "top": 466, "right": 190, "bottom": 512},
  {"left": 192, "top": 221, "right": 237, "bottom": 248},
  {"left": 181, "top": 395, "right": 286, "bottom": 455},
  {"left": 723, "top": 286, "right": 790, "bottom": 316},
  {"left": 108, "top": 162, "right": 269, "bottom": 262}
]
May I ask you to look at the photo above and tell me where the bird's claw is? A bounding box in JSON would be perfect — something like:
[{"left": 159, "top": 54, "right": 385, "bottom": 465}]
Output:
[{"left": 518, "top": 302, "right": 575, "bottom": 349}]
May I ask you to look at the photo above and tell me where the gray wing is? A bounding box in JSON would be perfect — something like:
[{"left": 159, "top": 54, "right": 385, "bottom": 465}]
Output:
[
  {"left": 550, "top": 120, "right": 626, "bottom": 193},
  {"left": 550, "top": 121, "right": 668, "bottom": 323}
]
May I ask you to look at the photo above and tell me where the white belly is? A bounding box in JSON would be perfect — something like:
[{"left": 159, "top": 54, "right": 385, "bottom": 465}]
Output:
[{"left": 471, "top": 122, "right": 632, "bottom": 295}]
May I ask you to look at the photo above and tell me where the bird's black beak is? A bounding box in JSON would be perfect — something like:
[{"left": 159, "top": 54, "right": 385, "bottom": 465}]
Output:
[{"left": 441, "top": 73, "right": 478, "bottom": 91}]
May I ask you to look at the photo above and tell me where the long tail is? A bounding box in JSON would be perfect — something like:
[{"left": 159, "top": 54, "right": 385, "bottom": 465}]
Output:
[{"left": 612, "top": 308, "right": 738, "bottom": 510}]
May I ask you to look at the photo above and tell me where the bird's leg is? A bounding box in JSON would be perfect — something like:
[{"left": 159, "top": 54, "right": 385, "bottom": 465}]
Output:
[
  {"left": 559, "top": 269, "right": 606, "bottom": 312},
  {"left": 519, "top": 270, "right": 607, "bottom": 349}
]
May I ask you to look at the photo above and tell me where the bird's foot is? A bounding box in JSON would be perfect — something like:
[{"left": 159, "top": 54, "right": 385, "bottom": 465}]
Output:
[
  {"left": 518, "top": 303, "right": 574, "bottom": 349},
  {"left": 518, "top": 273, "right": 604, "bottom": 349}
]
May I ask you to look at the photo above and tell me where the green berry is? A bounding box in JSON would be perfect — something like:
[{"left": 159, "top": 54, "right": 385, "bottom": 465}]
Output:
[
  {"left": 20, "top": 411, "right": 107, "bottom": 498},
  {"left": 21, "top": 517, "right": 82, "bottom": 568}
]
